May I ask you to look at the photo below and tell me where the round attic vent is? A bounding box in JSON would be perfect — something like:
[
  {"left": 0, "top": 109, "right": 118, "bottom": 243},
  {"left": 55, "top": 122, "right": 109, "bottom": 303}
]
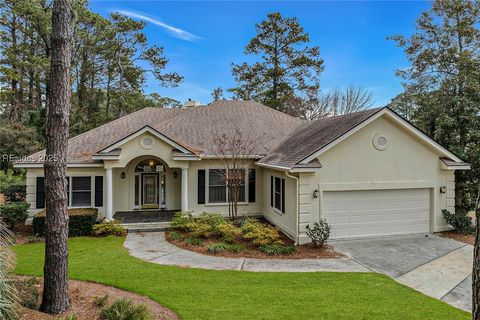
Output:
[
  {"left": 373, "top": 134, "right": 388, "bottom": 150},
  {"left": 140, "top": 136, "right": 154, "bottom": 149}
]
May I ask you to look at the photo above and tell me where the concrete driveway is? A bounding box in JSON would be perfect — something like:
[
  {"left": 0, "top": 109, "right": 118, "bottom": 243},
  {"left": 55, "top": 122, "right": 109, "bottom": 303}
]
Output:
[{"left": 332, "top": 234, "right": 473, "bottom": 312}]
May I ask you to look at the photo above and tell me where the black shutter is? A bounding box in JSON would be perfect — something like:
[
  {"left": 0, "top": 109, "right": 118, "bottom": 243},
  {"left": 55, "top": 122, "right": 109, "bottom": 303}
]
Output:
[
  {"left": 281, "top": 178, "right": 285, "bottom": 213},
  {"left": 270, "top": 176, "right": 273, "bottom": 207},
  {"left": 198, "top": 170, "right": 205, "bottom": 204},
  {"left": 248, "top": 169, "right": 256, "bottom": 203},
  {"left": 95, "top": 176, "right": 103, "bottom": 207},
  {"left": 36, "top": 177, "right": 45, "bottom": 209}
]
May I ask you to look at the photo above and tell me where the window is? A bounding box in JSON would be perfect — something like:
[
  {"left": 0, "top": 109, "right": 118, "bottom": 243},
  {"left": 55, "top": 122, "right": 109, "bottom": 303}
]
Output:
[
  {"left": 207, "top": 169, "right": 248, "bottom": 203},
  {"left": 228, "top": 169, "right": 245, "bottom": 203},
  {"left": 94, "top": 176, "right": 103, "bottom": 207},
  {"left": 208, "top": 169, "right": 227, "bottom": 203},
  {"left": 71, "top": 177, "right": 91, "bottom": 207},
  {"left": 271, "top": 176, "right": 285, "bottom": 213}
]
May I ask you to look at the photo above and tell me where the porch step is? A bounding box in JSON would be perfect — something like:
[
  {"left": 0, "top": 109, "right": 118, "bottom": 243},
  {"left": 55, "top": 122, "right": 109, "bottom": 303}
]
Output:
[{"left": 122, "top": 222, "right": 170, "bottom": 233}]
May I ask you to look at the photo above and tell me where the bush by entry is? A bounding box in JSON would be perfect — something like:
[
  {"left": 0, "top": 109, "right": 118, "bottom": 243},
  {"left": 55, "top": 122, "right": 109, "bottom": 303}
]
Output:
[
  {"left": 32, "top": 208, "right": 98, "bottom": 237},
  {"left": 14, "top": 237, "right": 469, "bottom": 320}
]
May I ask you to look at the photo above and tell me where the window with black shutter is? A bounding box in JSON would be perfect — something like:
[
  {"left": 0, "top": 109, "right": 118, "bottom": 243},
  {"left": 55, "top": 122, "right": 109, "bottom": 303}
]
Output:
[
  {"left": 270, "top": 176, "right": 273, "bottom": 207},
  {"left": 95, "top": 176, "right": 103, "bottom": 207},
  {"left": 71, "top": 176, "right": 91, "bottom": 207},
  {"left": 198, "top": 170, "right": 205, "bottom": 204},
  {"left": 36, "top": 177, "right": 45, "bottom": 209},
  {"left": 248, "top": 169, "right": 256, "bottom": 203}
]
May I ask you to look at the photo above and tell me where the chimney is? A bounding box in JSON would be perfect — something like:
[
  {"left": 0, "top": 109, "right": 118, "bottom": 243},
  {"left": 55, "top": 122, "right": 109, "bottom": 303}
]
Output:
[{"left": 184, "top": 98, "right": 200, "bottom": 108}]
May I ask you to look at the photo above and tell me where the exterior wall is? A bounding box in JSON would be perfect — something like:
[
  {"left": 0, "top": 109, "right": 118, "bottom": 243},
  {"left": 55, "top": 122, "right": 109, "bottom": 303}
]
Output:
[
  {"left": 25, "top": 167, "right": 106, "bottom": 219},
  {"left": 297, "top": 115, "right": 456, "bottom": 244},
  {"left": 261, "top": 168, "right": 298, "bottom": 239},
  {"left": 186, "top": 160, "right": 262, "bottom": 217}
]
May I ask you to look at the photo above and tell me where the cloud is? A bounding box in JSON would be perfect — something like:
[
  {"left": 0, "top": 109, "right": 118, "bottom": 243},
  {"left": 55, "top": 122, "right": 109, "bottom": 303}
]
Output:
[{"left": 117, "top": 10, "right": 203, "bottom": 41}]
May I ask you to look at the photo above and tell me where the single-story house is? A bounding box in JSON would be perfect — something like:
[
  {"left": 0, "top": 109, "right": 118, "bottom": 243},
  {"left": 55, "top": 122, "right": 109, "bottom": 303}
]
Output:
[{"left": 15, "top": 100, "right": 470, "bottom": 244}]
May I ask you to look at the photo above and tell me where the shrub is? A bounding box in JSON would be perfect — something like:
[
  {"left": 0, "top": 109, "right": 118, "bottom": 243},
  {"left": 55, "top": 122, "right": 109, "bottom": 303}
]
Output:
[
  {"left": 241, "top": 218, "right": 283, "bottom": 246},
  {"left": 0, "top": 201, "right": 29, "bottom": 229},
  {"left": 93, "top": 294, "right": 109, "bottom": 308},
  {"left": 92, "top": 221, "right": 126, "bottom": 237},
  {"left": 306, "top": 220, "right": 331, "bottom": 247},
  {"left": 15, "top": 277, "right": 38, "bottom": 310},
  {"left": 259, "top": 244, "right": 296, "bottom": 255},
  {"left": 206, "top": 242, "right": 228, "bottom": 254},
  {"left": 168, "top": 230, "right": 183, "bottom": 241},
  {"left": 226, "top": 243, "right": 246, "bottom": 253},
  {"left": 101, "top": 298, "right": 151, "bottom": 320},
  {"left": 443, "top": 209, "right": 474, "bottom": 235},
  {"left": 3, "top": 184, "right": 26, "bottom": 202},
  {"left": 218, "top": 222, "right": 241, "bottom": 243},
  {"left": 170, "top": 212, "right": 194, "bottom": 231},
  {"left": 186, "top": 237, "right": 202, "bottom": 246},
  {"left": 33, "top": 208, "right": 98, "bottom": 237},
  {"left": 0, "top": 219, "right": 18, "bottom": 320},
  {"left": 189, "top": 222, "right": 214, "bottom": 238}
]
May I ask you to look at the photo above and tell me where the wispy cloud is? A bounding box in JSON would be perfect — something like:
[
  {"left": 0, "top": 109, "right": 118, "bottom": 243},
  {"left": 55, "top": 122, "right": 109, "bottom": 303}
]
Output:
[{"left": 116, "top": 10, "right": 203, "bottom": 42}]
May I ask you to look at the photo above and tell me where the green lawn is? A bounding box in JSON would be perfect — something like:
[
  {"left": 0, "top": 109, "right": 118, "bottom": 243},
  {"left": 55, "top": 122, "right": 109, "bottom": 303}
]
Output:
[{"left": 14, "top": 236, "right": 469, "bottom": 320}]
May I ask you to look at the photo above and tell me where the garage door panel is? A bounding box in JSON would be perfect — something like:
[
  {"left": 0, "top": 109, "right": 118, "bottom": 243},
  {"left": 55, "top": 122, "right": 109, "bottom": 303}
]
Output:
[{"left": 324, "top": 189, "right": 430, "bottom": 239}]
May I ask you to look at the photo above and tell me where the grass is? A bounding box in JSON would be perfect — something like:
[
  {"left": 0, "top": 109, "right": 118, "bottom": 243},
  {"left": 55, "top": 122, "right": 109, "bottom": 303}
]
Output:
[{"left": 14, "top": 236, "right": 469, "bottom": 320}]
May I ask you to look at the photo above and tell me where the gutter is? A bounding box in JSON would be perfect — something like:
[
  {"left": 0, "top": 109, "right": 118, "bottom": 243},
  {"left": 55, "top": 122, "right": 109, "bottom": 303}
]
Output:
[{"left": 285, "top": 171, "right": 300, "bottom": 245}]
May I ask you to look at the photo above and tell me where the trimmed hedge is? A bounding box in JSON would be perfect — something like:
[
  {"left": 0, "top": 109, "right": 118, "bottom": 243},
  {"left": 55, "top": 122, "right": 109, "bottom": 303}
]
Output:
[{"left": 33, "top": 208, "right": 98, "bottom": 237}]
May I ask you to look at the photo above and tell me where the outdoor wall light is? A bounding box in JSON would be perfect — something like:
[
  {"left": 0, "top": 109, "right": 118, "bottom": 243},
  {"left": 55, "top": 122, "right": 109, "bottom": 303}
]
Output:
[
  {"left": 121, "top": 172, "right": 126, "bottom": 179},
  {"left": 173, "top": 171, "right": 178, "bottom": 179},
  {"left": 440, "top": 185, "right": 447, "bottom": 194},
  {"left": 313, "top": 189, "right": 320, "bottom": 198}
]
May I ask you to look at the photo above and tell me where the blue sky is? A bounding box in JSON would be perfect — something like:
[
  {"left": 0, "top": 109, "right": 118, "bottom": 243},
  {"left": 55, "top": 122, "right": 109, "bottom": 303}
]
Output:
[{"left": 89, "top": 1, "right": 430, "bottom": 107}]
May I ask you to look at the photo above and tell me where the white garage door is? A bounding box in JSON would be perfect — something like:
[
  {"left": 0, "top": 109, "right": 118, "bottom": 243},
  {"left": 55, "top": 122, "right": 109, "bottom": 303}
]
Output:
[{"left": 323, "top": 189, "right": 430, "bottom": 239}]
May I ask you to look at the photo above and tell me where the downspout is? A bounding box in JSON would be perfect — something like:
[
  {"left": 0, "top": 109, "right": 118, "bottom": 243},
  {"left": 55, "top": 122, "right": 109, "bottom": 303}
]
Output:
[{"left": 285, "top": 172, "right": 299, "bottom": 245}]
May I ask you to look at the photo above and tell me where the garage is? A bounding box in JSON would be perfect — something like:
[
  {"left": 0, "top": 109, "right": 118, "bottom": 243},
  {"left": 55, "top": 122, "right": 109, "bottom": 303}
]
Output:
[{"left": 323, "top": 189, "right": 430, "bottom": 239}]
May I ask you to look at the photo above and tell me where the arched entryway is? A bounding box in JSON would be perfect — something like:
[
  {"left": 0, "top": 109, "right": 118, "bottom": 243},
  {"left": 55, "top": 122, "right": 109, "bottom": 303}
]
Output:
[{"left": 133, "top": 158, "right": 168, "bottom": 210}]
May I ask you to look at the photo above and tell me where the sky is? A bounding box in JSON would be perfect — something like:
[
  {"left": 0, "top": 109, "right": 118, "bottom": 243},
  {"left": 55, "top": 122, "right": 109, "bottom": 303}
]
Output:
[{"left": 88, "top": 1, "right": 430, "bottom": 107}]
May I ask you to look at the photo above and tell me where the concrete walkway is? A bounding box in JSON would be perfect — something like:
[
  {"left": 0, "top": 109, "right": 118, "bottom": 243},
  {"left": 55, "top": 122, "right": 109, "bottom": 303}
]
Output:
[{"left": 124, "top": 231, "right": 369, "bottom": 272}]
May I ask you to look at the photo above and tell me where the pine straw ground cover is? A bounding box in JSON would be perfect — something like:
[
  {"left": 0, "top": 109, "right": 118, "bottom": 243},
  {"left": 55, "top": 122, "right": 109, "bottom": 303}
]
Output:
[
  {"left": 13, "top": 236, "right": 469, "bottom": 320},
  {"left": 14, "top": 277, "right": 178, "bottom": 320},
  {"left": 167, "top": 213, "right": 344, "bottom": 259}
]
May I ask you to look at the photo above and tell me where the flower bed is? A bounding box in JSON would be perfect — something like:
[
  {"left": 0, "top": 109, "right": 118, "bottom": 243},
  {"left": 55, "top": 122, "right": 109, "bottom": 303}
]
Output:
[{"left": 166, "top": 212, "right": 345, "bottom": 259}]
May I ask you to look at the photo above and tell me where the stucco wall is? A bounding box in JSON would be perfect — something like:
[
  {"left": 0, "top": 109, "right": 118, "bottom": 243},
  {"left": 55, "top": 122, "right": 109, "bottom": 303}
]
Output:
[
  {"left": 261, "top": 168, "right": 298, "bottom": 239},
  {"left": 186, "top": 160, "right": 262, "bottom": 217},
  {"left": 297, "top": 114, "right": 456, "bottom": 244},
  {"left": 25, "top": 167, "right": 106, "bottom": 219}
]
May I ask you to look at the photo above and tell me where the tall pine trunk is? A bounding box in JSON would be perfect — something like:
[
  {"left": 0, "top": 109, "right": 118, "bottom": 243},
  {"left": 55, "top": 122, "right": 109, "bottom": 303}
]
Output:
[{"left": 39, "top": 0, "right": 73, "bottom": 314}]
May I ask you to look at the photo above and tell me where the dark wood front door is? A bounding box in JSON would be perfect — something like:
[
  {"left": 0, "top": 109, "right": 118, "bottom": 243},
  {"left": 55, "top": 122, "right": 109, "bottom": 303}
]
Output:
[{"left": 142, "top": 174, "right": 158, "bottom": 208}]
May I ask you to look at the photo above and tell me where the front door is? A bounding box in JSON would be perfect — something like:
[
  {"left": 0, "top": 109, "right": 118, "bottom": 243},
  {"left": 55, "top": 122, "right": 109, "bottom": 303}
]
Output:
[{"left": 142, "top": 174, "right": 158, "bottom": 209}]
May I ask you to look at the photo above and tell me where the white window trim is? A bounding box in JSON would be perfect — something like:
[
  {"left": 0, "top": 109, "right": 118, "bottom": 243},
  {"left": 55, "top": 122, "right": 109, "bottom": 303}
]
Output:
[
  {"left": 271, "top": 175, "right": 285, "bottom": 215},
  {"left": 206, "top": 168, "right": 249, "bottom": 205},
  {"left": 68, "top": 176, "right": 93, "bottom": 208}
]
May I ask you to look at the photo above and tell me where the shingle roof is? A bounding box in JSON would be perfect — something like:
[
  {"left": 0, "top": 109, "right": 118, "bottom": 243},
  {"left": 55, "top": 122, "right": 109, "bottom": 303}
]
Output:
[
  {"left": 258, "top": 107, "right": 384, "bottom": 168},
  {"left": 20, "top": 101, "right": 303, "bottom": 164}
]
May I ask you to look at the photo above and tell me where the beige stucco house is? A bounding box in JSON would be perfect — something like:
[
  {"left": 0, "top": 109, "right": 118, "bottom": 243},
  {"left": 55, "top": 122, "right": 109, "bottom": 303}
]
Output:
[{"left": 15, "top": 100, "right": 470, "bottom": 244}]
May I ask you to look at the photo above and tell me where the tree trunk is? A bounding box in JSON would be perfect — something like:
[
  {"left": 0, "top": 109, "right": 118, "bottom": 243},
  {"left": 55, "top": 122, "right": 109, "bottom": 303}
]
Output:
[
  {"left": 473, "top": 186, "right": 480, "bottom": 318},
  {"left": 39, "top": 0, "right": 73, "bottom": 314}
]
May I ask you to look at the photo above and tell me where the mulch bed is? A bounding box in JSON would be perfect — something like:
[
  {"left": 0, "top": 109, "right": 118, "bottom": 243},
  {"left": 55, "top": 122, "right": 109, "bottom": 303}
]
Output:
[
  {"left": 436, "top": 231, "right": 475, "bottom": 245},
  {"left": 165, "top": 230, "right": 345, "bottom": 259},
  {"left": 12, "top": 223, "right": 39, "bottom": 244},
  {"left": 15, "top": 276, "right": 178, "bottom": 320}
]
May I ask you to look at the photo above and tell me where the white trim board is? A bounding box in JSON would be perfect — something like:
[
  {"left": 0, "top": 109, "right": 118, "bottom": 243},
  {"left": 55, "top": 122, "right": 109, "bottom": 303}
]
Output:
[{"left": 300, "top": 108, "right": 464, "bottom": 164}]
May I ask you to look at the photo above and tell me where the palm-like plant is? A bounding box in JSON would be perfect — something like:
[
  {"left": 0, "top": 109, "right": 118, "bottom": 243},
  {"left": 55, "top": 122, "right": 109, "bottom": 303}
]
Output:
[{"left": 0, "top": 219, "right": 18, "bottom": 319}]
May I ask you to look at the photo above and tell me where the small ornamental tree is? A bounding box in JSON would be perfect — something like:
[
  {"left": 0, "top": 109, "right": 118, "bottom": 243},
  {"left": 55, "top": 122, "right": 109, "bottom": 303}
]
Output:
[{"left": 211, "top": 126, "right": 260, "bottom": 220}]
